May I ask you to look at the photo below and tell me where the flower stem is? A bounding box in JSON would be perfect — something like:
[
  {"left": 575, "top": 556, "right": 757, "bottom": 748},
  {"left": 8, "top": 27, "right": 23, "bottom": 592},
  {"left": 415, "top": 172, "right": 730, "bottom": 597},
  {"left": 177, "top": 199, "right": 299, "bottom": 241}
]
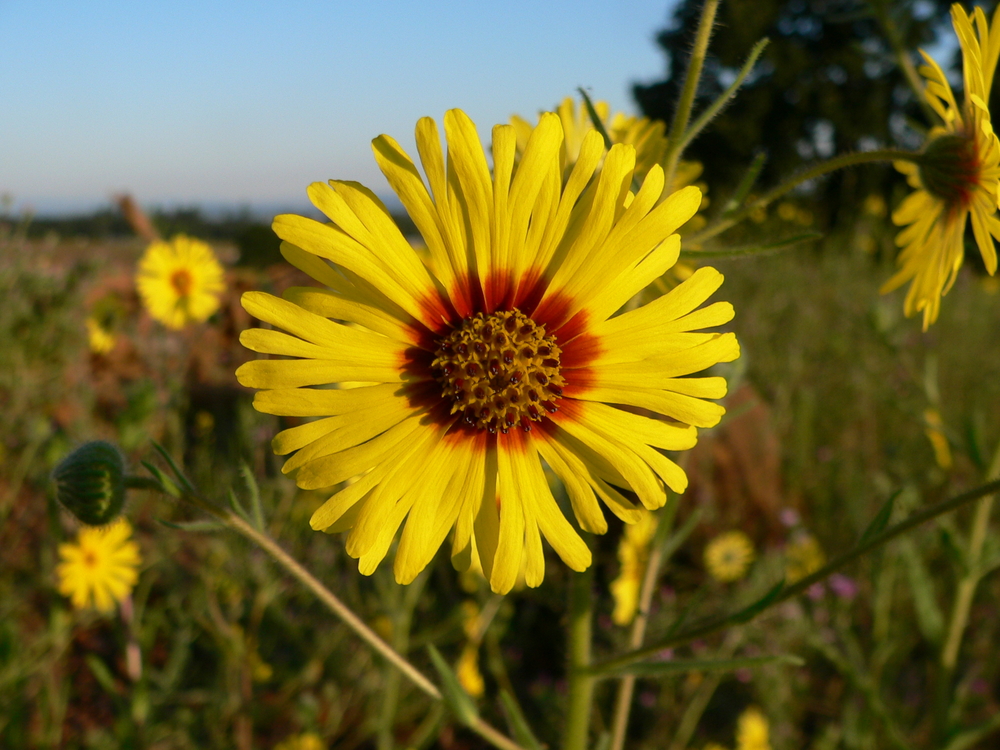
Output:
[
  {"left": 189, "top": 496, "right": 443, "bottom": 701},
  {"left": 936, "top": 441, "right": 1000, "bottom": 738},
  {"left": 608, "top": 499, "right": 679, "bottom": 750},
  {"left": 590, "top": 476, "right": 1000, "bottom": 674},
  {"left": 564, "top": 565, "right": 596, "bottom": 750},
  {"left": 685, "top": 149, "right": 922, "bottom": 246},
  {"left": 662, "top": 0, "right": 721, "bottom": 190}
]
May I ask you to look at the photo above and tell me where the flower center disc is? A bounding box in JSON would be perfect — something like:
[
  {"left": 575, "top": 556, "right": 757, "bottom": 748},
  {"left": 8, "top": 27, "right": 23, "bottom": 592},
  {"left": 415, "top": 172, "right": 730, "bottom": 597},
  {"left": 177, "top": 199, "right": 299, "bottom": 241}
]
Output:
[
  {"left": 170, "top": 269, "right": 194, "bottom": 297},
  {"left": 432, "top": 309, "right": 566, "bottom": 434},
  {"left": 919, "top": 132, "right": 980, "bottom": 209}
]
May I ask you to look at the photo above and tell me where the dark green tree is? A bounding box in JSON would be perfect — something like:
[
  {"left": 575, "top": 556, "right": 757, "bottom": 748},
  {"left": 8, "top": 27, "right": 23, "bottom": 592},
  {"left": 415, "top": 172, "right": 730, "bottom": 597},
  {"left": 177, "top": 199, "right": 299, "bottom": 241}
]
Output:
[{"left": 635, "top": 0, "right": 957, "bottom": 227}]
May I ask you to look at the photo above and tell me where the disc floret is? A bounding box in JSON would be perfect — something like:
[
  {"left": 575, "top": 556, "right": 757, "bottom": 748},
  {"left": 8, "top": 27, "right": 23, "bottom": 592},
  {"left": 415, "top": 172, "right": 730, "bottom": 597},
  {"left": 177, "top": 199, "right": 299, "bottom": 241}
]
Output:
[
  {"left": 919, "top": 132, "right": 980, "bottom": 211},
  {"left": 432, "top": 309, "right": 566, "bottom": 434}
]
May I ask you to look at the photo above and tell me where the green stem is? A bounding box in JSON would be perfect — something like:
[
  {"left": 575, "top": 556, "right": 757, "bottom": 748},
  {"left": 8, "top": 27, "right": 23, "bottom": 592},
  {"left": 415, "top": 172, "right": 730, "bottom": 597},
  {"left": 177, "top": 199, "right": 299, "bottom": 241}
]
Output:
[
  {"left": 662, "top": 0, "right": 721, "bottom": 190},
  {"left": 590, "top": 477, "right": 1000, "bottom": 674},
  {"left": 378, "top": 571, "right": 429, "bottom": 750},
  {"left": 608, "top": 499, "right": 679, "bottom": 750},
  {"left": 182, "top": 495, "right": 528, "bottom": 750},
  {"left": 869, "top": 0, "right": 938, "bottom": 126},
  {"left": 685, "top": 149, "right": 921, "bottom": 246},
  {"left": 936, "top": 442, "right": 1000, "bottom": 738},
  {"left": 564, "top": 565, "right": 596, "bottom": 750}
]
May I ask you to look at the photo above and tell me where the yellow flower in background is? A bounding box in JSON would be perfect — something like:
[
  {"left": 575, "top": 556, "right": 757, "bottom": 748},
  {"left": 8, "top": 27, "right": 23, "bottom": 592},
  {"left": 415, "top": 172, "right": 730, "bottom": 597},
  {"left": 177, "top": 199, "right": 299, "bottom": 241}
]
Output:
[
  {"left": 455, "top": 600, "right": 486, "bottom": 697},
  {"left": 511, "top": 96, "right": 705, "bottom": 201},
  {"left": 237, "top": 109, "right": 739, "bottom": 594},
  {"left": 923, "top": 407, "right": 954, "bottom": 470},
  {"left": 785, "top": 533, "right": 825, "bottom": 583},
  {"left": 56, "top": 519, "right": 141, "bottom": 613},
  {"left": 736, "top": 706, "right": 771, "bottom": 750},
  {"left": 610, "top": 509, "right": 658, "bottom": 625},
  {"left": 274, "top": 732, "right": 325, "bottom": 750},
  {"left": 704, "top": 530, "right": 755, "bottom": 583},
  {"left": 883, "top": 4, "right": 1000, "bottom": 329},
  {"left": 85, "top": 317, "right": 116, "bottom": 354},
  {"left": 703, "top": 744, "right": 729, "bottom": 750},
  {"left": 136, "top": 235, "right": 226, "bottom": 329}
]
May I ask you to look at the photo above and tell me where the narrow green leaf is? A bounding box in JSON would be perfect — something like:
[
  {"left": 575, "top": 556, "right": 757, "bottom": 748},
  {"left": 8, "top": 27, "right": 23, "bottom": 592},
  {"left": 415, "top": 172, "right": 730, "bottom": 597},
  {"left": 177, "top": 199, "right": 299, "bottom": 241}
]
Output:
[
  {"left": 723, "top": 151, "right": 767, "bottom": 216},
  {"left": 658, "top": 506, "right": 703, "bottom": 562},
  {"left": 942, "top": 710, "right": 1000, "bottom": 750},
  {"left": 681, "top": 232, "right": 822, "bottom": 259},
  {"left": 731, "top": 579, "right": 786, "bottom": 624},
  {"left": 140, "top": 461, "right": 181, "bottom": 498},
  {"left": 150, "top": 441, "right": 196, "bottom": 494},
  {"left": 898, "top": 538, "right": 944, "bottom": 645},
  {"left": 240, "top": 462, "right": 266, "bottom": 531},
  {"left": 577, "top": 87, "right": 613, "bottom": 151},
  {"left": 85, "top": 654, "right": 120, "bottom": 695},
  {"left": 426, "top": 644, "right": 479, "bottom": 727},
  {"left": 592, "top": 732, "right": 612, "bottom": 750},
  {"left": 593, "top": 653, "right": 804, "bottom": 678},
  {"left": 664, "top": 585, "right": 708, "bottom": 639},
  {"left": 498, "top": 690, "right": 543, "bottom": 750},
  {"left": 156, "top": 518, "right": 225, "bottom": 533},
  {"left": 860, "top": 491, "right": 900, "bottom": 545},
  {"left": 227, "top": 488, "right": 253, "bottom": 524}
]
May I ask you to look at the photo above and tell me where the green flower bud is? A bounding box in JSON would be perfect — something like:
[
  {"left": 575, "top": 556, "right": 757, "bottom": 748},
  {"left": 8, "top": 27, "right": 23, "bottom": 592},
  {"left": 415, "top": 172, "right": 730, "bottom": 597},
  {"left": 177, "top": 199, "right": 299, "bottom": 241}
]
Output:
[{"left": 52, "top": 441, "right": 127, "bottom": 526}]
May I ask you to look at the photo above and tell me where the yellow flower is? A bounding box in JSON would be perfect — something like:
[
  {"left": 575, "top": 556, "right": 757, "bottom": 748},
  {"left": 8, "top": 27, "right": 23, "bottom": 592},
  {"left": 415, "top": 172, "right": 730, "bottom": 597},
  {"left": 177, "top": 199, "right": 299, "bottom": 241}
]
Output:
[
  {"left": 924, "top": 407, "right": 953, "bottom": 470},
  {"left": 512, "top": 96, "right": 705, "bottom": 199},
  {"left": 883, "top": 4, "right": 1000, "bottom": 329},
  {"left": 610, "top": 509, "right": 658, "bottom": 625},
  {"left": 785, "top": 533, "right": 825, "bottom": 584},
  {"left": 274, "top": 732, "right": 325, "bottom": 750},
  {"left": 237, "top": 109, "right": 740, "bottom": 594},
  {"left": 56, "top": 519, "right": 141, "bottom": 613},
  {"left": 85, "top": 317, "right": 116, "bottom": 354},
  {"left": 704, "top": 530, "right": 755, "bottom": 583},
  {"left": 736, "top": 706, "right": 771, "bottom": 750},
  {"left": 136, "top": 235, "right": 225, "bottom": 329}
]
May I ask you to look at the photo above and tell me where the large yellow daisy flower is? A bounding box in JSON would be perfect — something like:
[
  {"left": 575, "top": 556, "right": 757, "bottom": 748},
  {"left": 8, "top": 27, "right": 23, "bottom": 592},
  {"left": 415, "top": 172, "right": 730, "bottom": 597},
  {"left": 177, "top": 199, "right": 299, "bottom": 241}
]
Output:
[
  {"left": 136, "top": 235, "right": 226, "bottom": 329},
  {"left": 237, "top": 109, "right": 739, "bottom": 594},
  {"left": 56, "top": 519, "right": 141, "bottom": 613},
  {"left": 883, "top": 4, "right": 1000, "bottom": 329}
]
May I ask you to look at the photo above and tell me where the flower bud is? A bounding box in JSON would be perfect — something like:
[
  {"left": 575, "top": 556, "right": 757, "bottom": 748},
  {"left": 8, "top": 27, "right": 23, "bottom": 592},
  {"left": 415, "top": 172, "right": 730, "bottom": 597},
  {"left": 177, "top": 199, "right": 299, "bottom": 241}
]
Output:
[{"left": 52, "top": 441, "right": 127, "bottom": 525}]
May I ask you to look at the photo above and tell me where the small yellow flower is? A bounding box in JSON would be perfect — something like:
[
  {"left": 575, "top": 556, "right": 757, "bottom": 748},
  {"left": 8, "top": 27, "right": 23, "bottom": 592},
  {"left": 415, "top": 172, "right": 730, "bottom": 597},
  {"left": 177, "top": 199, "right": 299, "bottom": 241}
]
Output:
[
  {"left": 610, "top": 510, "right": 658, "bottom": 625},
  {"left": 704, "top": 530, "right": 755, "bottom": 583},
  {"left": 274, "top": 732, "right": 325, "bottom": 750},
  {"left": 457, "top": 643, "right": 485, "bottom": 698},
  {"left": 56, "top": 519, "right": 141, "bottom": 613},
  {"left": 923, "top": 408, "right": 953, "bottom": 470},
  {"left": 136, "top": 235, "right": 225, "bottom": 329},
  {"left": 785, "top": 533, "right": 825, "bottom": 583},
  {"left": 85, "top": 317, "right": 116, "bottom": 354},
  {"left": 736, "top": 706, "right": 771, "bottom": 750}
]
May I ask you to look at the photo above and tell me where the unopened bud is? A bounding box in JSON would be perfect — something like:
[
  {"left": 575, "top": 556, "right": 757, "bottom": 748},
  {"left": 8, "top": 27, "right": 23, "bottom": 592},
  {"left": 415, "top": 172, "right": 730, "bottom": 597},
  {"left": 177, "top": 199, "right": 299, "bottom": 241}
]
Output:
[{"left": 52, "top": 441, "right": 127, "bottom": 525}]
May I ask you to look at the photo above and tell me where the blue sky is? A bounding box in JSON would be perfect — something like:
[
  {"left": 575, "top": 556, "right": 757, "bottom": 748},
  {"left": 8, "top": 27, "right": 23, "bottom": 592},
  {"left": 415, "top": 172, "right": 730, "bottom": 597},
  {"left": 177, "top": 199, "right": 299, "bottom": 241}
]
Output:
[{"left": 1, "top": 0, "right": 679, "bottom": 215}]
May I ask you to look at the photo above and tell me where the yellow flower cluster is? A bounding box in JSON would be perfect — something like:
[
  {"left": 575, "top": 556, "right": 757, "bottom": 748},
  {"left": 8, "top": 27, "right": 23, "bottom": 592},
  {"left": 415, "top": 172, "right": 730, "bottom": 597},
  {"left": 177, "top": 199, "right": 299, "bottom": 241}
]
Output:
[{"left": 610, "top": 510, "right": 658, "bottom": 625}]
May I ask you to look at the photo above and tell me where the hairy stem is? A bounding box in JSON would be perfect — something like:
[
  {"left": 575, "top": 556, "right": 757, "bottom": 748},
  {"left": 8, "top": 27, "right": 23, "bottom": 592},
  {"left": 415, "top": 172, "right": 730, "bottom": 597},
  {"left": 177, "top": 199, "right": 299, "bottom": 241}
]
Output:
[
  {"left": 662, "top": 0, "right": 721, "bottom": 190},
  {"left": 685, "top": 149, "right": 921, "bottom": 246}
]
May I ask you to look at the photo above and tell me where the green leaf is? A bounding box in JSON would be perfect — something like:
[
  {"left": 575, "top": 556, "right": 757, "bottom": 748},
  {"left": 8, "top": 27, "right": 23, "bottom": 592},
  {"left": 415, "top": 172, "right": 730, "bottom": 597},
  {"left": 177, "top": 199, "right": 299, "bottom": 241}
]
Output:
[
  {"left": 498, "top": 690, "right": 543, "bottom": 750},
  {"left": 577, "top": 87, "right": 613, "bottom": 151},
  {"left": 898, "top": 538, "right": 944, "bottom": 645},
  {"left": 240, "top": 462, "right": 266, "bottom": 531},
  {"left": 595, "top": 653, "right": 804, "bottom": 678},
  {"left": 426, "top": 644, "right": 479, "bottom": 727},
  {"left": 731, "top": 579, "right": 786, "bottom": 624},
  {"left": 85, "top": 654, "right": 120, "bottom": 695},
  {"left": 939, "top": 525, "right": 968, "bottom": 576},
  {"left": 860, "top": 491, "right": 900, "bottom": 545},
  {"left": 681, "top": 232, "right": 821, "bottom": 259},
  {"left": 942, "top": 710, "right": 1000, "bottom": 750},
  {"left": 150, "top": 441, "right": 196, "bottom": 494},
  {"left": 723, "top": 151, "right": 767, "bottom": 216},
  {"left": 227, "top": 488, "right": 253, "bottom": 524},
  {"left": 140, "top": 461, "right": 181, "bottom": 498}
]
